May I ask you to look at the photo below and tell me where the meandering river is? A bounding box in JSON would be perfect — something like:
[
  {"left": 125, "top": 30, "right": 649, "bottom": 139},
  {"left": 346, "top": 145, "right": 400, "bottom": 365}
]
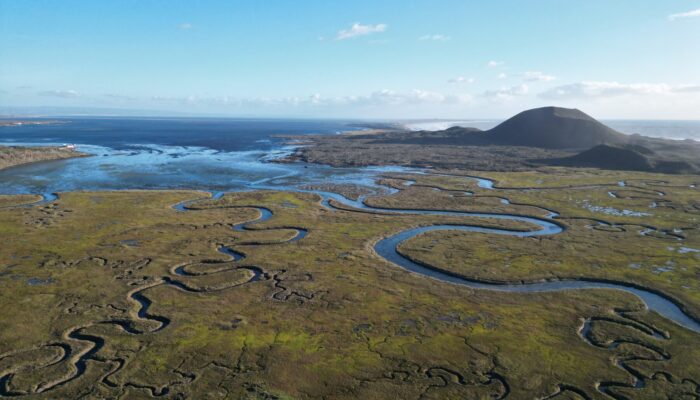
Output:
[{"left": 180, "top": 175, "right": 700, "bottom": 334}]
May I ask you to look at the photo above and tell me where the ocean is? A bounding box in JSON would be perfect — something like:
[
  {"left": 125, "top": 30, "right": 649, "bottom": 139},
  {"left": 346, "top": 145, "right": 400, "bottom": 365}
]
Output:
[
  {"left": 1, "top": 117, "right": 698, "bottom": 196},
  {"left": 0, "top": 118, "right": 404, "bottom": 195},
  {"left": 0, "top": 117, "right": 356, "bottom": 151}
]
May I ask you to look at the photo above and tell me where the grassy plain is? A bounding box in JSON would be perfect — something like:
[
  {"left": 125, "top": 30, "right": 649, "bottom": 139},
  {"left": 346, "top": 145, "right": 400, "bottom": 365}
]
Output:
[{"left": 0, "top": 170, "right": 699, "bottom": 398}]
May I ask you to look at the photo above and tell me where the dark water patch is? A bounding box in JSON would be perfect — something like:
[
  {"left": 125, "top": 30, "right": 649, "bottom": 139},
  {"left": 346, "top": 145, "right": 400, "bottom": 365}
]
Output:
[
  {"left": 217, "top": 246, "right": 245, "bottom": 262},
  {"left": 130, "top": 288, "right": 170, "bottom": 332}
]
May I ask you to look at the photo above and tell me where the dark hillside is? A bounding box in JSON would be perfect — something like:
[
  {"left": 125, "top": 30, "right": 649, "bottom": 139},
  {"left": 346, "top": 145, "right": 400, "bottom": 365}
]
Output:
[
  {"left": 485, "top": 107, "right": 627, "bottom": 149},
  {"left": 377, "top": 107, "right": 628, "bottom": 149},
  {"left": 540, "top": 144, "right": 699, "bottom": 174}
]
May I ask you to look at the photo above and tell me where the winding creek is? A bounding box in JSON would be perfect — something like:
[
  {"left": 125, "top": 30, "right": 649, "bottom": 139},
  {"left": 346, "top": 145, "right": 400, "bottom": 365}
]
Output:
[
  {"left": 13, "top": 174, "right": 700, "bottom": 334},
  {"left": 258, "top": 176, "right": 700, "bottom": 334}
]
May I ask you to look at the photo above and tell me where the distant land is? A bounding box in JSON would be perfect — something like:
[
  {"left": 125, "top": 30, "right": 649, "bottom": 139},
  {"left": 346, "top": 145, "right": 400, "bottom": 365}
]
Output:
[
  {"left": 400, "top": 118, "right": 700, "bottom": 142},
  {"left": 285, "top": 106, "right": 700, "bottom": 174},
  {"left": 0, "top": 119, "right": 64, "bottom": 127},
  {"left": 386, "top": 107, "right": 625, "bottom": 149}
]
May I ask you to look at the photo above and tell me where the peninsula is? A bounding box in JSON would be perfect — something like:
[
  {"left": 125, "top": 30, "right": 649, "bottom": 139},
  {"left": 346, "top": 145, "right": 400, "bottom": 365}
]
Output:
[{"left": 0, "top": 145, "right": 86, "bottom": 171}]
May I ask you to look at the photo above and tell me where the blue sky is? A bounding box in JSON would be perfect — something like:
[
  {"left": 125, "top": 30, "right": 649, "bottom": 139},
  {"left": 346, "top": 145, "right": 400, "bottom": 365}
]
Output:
[{"left": 1, "top": 0, "right": 699, "bottom": 119}]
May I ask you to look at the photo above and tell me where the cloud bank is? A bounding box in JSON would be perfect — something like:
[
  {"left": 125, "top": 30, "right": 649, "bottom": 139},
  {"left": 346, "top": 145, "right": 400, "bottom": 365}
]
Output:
[
  {"left": 539, "top": 81, "right": 700, "bottom": 99},
  {"left": 136, "top": 89, "right": 472, "bottom": 109}
]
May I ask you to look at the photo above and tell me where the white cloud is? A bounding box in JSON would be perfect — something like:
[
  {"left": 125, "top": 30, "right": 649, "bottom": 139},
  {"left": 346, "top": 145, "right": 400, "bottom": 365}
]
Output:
[
  {"left": 668, "top": 8, "right": 700, "bottom": 20},
  {"left": 521, "top": 71, "right": 557, "bottom": 82},
  {"left": 539, "top": 81, "right": 700, "bottom": 99},
  {"left": 487, "top": 60, "right": 504, "bottom": 68},
  {"left": 178, "top": 22, "right": 193, "bottom": 30},
  {"left": 481, "top": 84, "right": 528, "bottom": 100},
  {"left": 498, "top": 73, "right": 508, "bottom": 80},
  {"left": 418, "top": 34, "right": 450, "bottom": 41},
  {"left": 38, "top": 89, "right": 79, "bottom": 98},
  {"left": 448, "top": 76, "right": 475, "bottom": 84},
  {"left": 336, "top": 23, "right": 387, "bottom": 40}
]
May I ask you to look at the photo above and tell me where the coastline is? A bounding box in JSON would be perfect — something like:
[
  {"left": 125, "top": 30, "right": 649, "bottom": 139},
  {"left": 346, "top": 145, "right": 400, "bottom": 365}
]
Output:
[{"left": 0, "top": 145, "right": 89, "bottom": 171}]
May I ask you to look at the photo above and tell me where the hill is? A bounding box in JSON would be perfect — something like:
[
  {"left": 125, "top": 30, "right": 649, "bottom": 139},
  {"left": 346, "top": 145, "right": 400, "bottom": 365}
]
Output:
[
  {"left": 484, "top": 107, "right": 627, "bottom": 149},
  {"left": 541, "top": 144, "right": 699, "bottom": 174},
  {"left": 375, "top": 107, "right": 628, "bottom": 150}
]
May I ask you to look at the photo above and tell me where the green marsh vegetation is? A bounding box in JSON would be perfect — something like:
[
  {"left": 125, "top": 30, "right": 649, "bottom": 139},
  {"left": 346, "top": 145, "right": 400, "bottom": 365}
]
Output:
[{"left": 0, "top": 170, "right": 698, "bottom": 398}]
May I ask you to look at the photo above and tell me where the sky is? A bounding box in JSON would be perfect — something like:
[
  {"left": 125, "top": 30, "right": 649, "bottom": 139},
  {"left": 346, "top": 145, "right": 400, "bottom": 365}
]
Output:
[{"left": 1, "top": 0, "right": 700, "bottom": 119}]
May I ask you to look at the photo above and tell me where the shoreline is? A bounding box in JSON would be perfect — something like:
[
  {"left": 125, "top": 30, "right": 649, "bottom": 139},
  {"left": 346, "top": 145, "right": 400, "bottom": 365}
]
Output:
[{"left": 0, "top": 145, "right": 89, "bottom": 172}]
